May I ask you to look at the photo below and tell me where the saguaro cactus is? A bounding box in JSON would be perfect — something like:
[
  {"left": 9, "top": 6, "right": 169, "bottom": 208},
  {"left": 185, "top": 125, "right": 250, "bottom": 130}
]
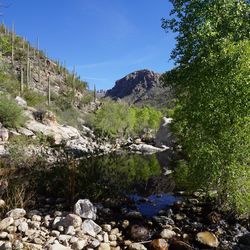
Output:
[
  {"left": 26, "top": 44, "right": 30, "bottom": 87},
  {"left": 47, "top": 74, "right": 51, "bottom": 106},
  {"left": 11, "top": 22, "right": 15, "bottom": 65},
  {"left": 20, "top": 66, "right": 24, "bottom": 96},
  {"left": 94, "top": 84, "right": 97, "bottom": 103}
]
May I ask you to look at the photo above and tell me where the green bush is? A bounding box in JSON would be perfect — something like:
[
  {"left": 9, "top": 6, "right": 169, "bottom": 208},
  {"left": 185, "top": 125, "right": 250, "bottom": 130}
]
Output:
[
  {"left": 22, "top": 89, "right": 47, "bottom": 107},
  {"left": 88, "top": 101, "right": 162, "bottom": 138},
  {"left": 0, "top": 97, "right": 27, "bottom": 128}
]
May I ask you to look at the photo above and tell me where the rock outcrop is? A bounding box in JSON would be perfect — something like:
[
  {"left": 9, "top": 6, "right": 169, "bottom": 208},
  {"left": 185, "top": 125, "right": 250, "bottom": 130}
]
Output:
[{"left": 105, "top": 69, "right": 173, "bottom": 108}]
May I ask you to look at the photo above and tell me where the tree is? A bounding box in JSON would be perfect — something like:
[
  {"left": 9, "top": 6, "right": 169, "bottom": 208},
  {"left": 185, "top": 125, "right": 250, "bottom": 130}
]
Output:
[{"left": 162, "top": 0, "right": 250, "bottom": 213}]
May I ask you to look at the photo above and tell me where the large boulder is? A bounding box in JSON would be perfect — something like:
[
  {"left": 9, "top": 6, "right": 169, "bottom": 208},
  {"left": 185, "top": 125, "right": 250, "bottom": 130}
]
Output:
[
  {"left": 129, "top": 143, "right": 168, "bottom": 154},
  {"left": 155, "top": 117, "right": 175, "bottom": 147},
  {"left": 74, "top": 199, "right": 97, "bottom": 220}
]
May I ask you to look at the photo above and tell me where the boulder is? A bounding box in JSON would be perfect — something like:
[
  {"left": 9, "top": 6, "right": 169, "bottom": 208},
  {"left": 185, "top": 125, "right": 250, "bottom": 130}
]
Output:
[
  {"left": 129, "top": 243, "right": 147, "bottom": 250},
  {"left": 169, "top": 240, "right": 192, "bottom": 250},
  {"left": 160, "top": 229, "right": 176, "bottom": 239},
  {"left": 17, "top": 127, "right": 34, "bottom": 137},
  {"left": 0, "top": 217, "right": 14, "bottom": 231},
  {"left": 155, "top": 117, "right": 174, "bottom": 147},
  {"left": 74, "top": 199, "right": 97, "bottom": 220},
  {"left": 81, "top": 219, "right": 102, "bottom": 237},
  {"left": 129, "top": 144, "right": 168, "bottom": 154},
  {"left": 6, "top": 208, "right": 26, "bottom": 219},
  {"left": 60, "top": 214, "right": 82, "bottom": 228},
  {"left": 151, "top": 239, "right": 168, "bottom": 250},
  {"left": 48, "top": 243, "right": 71, "bottom": 250},
  {"left": 130, "top": 224, "right": 149, "bottom": 241},
  {"left": 196, "top": 231, "right": 219, "bottom": 248},
  {"left": 15, "top": 96, "right": 27, "bottom": 107},
  {"left": 98, "top": 243, "right": 111, "bottom": 250}
]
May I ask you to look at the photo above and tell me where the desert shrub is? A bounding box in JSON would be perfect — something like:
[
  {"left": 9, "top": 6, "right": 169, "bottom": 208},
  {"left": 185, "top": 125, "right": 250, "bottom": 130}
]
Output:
[
  {"left": 88, "top": 101, "right": 162, "bottom": 138},
  {"left": 0, "top": 96, "right": 27, "bottom": 128},
  {"left": 22, "top": 89, "right": 47, "bottom": 107}
]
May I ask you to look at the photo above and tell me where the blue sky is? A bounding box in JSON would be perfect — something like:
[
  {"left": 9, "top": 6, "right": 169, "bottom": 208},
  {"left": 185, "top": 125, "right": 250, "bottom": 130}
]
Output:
[{"left": 3, "top": 0, "right": 175, "bottom": 90}]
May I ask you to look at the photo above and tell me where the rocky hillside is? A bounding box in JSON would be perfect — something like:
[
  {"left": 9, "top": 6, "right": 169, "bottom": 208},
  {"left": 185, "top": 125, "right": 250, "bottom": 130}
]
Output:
[{"left": 105, "top": 69, "right": 174, "bottom": 108}]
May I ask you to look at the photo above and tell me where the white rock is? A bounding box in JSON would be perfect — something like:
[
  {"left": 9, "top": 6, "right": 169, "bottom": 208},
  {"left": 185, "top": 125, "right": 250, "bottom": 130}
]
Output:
[
  {"left": 74, "top": 199, "right": 97, "bottom": 220},
  {"left": 72, "top": 239, "right": 88, "bottom": 250},
  {"left": 160, "top": 229, "right": 176, "bottom": 239},
  {"left": 48, "top": 243, "right": 71, "bottom": 250},
  {"left": 15, "top": 96, "right": 27, "bottom": 107},
  {"left": 65, "top": 225, "right": 75, "bottom": 235},
  {"left": 0, "top": 128, "right": 8, "bottom": 142},
  {"left": 98, "top": 243, "right": 111, "bottom": 250},
  {"left": 61, "top": 214, "right": 82, "bottom": 228},
  {"left": 6, "top": 208, "right": 26, "bottom": 219},
  {"left": 0, "top": 232, "right": 8, "bottom": 239},
  {"left": 18, "top": 221, "right": 29, "bottom": 233},
  {"left": 102, "top": 224, "right": 111, "bottom": 232},
  {"left": 0, "top": 217, "right": 14, "bottom": 231},
  {"left": 81, "top": 219, "right": 101, "bottom": 237},
  {"left": 129, "top": 243, "right": 147, "bottom": 250}
]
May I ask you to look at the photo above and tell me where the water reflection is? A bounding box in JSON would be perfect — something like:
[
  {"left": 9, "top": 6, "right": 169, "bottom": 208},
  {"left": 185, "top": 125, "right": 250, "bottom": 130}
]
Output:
[{"left": 5, "top": 152, "right": 176, "bottom": 211}]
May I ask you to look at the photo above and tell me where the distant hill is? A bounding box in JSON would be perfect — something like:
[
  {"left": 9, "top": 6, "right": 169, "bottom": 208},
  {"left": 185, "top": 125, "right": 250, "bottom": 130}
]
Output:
[{"left": 105, "top": 69, "right": 174, "bottom": 108}]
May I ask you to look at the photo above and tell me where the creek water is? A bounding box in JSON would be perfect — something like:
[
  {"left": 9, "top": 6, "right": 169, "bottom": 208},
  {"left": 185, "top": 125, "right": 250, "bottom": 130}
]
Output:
[{"left": 6, "top": 151, "right": 179, "bottom": 217}]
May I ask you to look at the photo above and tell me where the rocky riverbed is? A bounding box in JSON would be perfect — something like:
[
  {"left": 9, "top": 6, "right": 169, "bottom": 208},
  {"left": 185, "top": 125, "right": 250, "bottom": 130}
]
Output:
[{"left": 0, "top": 193, "right": 249, "bottom": 250}]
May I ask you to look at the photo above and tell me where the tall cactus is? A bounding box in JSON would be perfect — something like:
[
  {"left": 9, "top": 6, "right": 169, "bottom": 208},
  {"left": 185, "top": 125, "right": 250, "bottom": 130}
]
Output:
[
  {"left": 11, "top": 22, "right": 15, "bottom": 65},
  {"left": 47, "top": 74, "right": 51, "bottom": 106},
  {"left": 20, "top": 66, "right": 24, "bottom": 96},
  {"left": 94, "top": 84, "right": 97, "bottom": 103},
  {"left": 26, "top": 43, "right": 30, "bottom": 88}
]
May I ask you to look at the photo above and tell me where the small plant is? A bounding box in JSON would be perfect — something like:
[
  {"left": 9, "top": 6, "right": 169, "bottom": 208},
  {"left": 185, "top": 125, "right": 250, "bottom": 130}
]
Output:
[{"left": 0, "top": 96, "right": 27, "bottom": 128}]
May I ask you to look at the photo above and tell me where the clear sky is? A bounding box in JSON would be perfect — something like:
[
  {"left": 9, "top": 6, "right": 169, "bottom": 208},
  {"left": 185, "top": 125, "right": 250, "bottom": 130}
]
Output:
[{"left": 2, "top": 0, "right": 175, "bottom": 90}]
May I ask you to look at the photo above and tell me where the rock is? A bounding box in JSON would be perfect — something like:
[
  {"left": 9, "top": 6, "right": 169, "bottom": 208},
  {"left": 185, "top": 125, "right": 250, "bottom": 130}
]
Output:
[
  {"left": 151, "top": 239, "right": 168, "bottom": 250},
  {"left": 169, "top": 241, "right": 192, "bottom": 250},
  {"left": 90, "top": 239, "right": 100, "bottom": 248},
  {"left": 122, "top": 220, "right": 130, "bottom": 229},
  {"left": 81, "top": 219, "right": 102, "bottom": 237},
  {"left": 160, "top": 229, "right": 176, "bottom": 239},
  {"left": 196, "top": 231, "right": 219, "bottom": 248},
  {"left": 65, "top": 225, "right": 75, "bottom": 235},
  {"left": 98, "top": 243, "right": 111, "bottom": 250},
  {"left": 23, "top": 243, "right": 43, "bottom": 250},
  {"left": 102, "top": 224, "right": 112, "bottom": 232},
  {"left": 153, "top": 216, "right": 175, "bottom": 226},
  {"left": 0, "top": 217, "right": 14, "bottom": 231},
  {"left": 15, "top": 96, "right": 27, "bottom": 107},
  {"left": 126, "top": 211, "right": 143, "bottom": 220},
  {"left": 155, "top": 117, "right": 174, "bottom": 147},
  {"left": 61, "top": 214, "right": 82, "bottom": 228},
  {"left": 129, "top": 144, "right": 168, "bottom": 154},
  {"left": 0, "top": 241, "right": 12, "bottom": 250},
  {"left": 72, "top": 239, "right": 88, "bottom": 250},
  {"left": 239, "top": 233, "right": 250, "bottom": 246},
  {"left": 6, "top": 208, "right": 26, "bottom": 219},
  {"left": 0, "top": 232, "right": 8, "bottom": 239},
  {"left": 17, "top": 127, "right": 35, "bottom": 137},
  {"left": 0, "top": 128, "right": 8, "bottom": 142},
  {"left": 130, "top": 224, "right": 149, "bottom": 241},
  {"left": 74, "top": 199, "right": 97, "bottom": 220},
  {"left": 128, "top": 243, "right": 147, "bottom": 250},
  {"left": 18, "top": 221, "right": 29, "bottom": 233},
  {"left": 49, "top": 243, "right": 71, "bottom": 250},
  {"left": 0, "top": 200, "right": 5, "bottom": 208},
  {"left": 109, "top": 234, "right": 117, "bottom": 241}
]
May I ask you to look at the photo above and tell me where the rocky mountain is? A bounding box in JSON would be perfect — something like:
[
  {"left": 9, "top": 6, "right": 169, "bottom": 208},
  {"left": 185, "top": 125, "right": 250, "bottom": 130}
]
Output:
[{"left": 105, "top": 69, "right": 174, "bottom": 108}]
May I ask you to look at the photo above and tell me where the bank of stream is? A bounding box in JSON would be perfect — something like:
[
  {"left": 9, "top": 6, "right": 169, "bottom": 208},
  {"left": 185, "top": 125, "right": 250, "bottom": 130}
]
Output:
[{"left": 0, "top": 151, "right": 249, "bottom": 249}]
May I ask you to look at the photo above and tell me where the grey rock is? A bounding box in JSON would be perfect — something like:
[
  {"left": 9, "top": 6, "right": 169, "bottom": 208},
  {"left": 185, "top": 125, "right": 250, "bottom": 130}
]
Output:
[
  {"left": 6, "top": 208, "right": 26, "bottom": 219},
  {"left": 48, "top": 243, "right": 71, "bottom": 250},
  {"left": 74, "top": 199, "right": 97, "bottom": 220},
  {"left": 0, "top": 217, "right": 14, "bottom": 231},
  {"left": 81, "top": 219, "right": 102, "bottom": 237}
]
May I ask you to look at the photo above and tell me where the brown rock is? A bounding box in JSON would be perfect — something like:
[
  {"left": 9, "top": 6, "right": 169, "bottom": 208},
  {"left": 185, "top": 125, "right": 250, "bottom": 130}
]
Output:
[
  {"left": 151, "top": 239, "right": 168, "bottom": 250},
  {"left": 169, "top": 240, "right": 192, "bottom": 250}
]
